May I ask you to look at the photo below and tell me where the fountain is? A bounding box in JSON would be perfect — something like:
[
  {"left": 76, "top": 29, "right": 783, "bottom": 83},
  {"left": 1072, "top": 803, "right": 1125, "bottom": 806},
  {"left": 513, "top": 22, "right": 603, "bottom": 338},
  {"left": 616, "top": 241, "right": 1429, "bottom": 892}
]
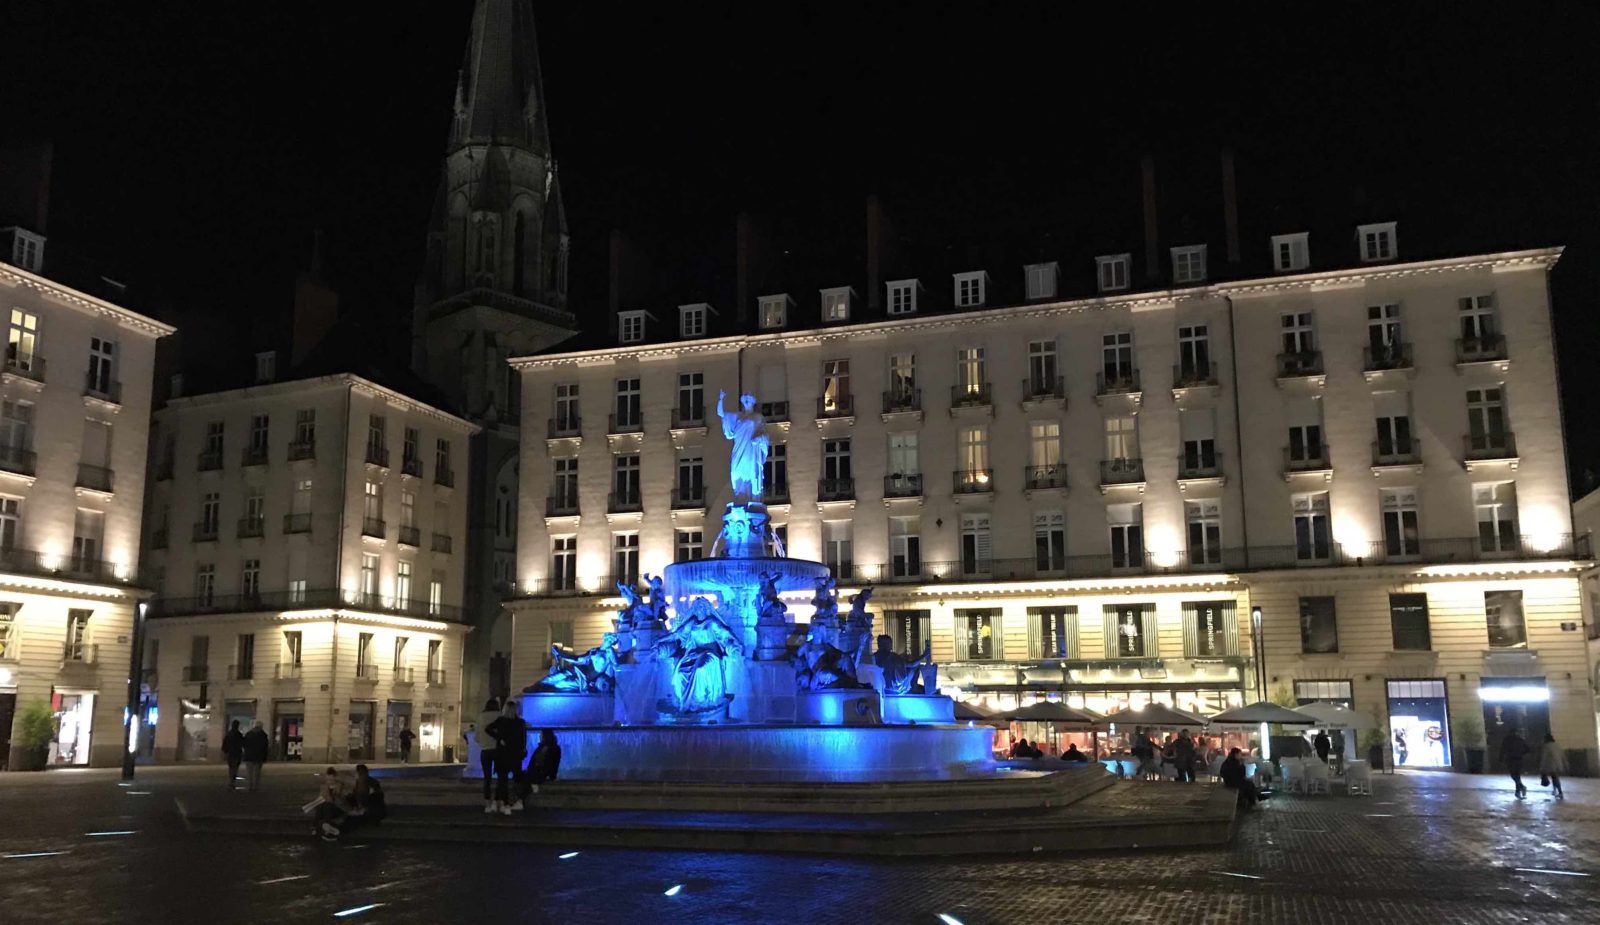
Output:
[{"left": 511, "top": 387, "right": 992, "bottom": 782}]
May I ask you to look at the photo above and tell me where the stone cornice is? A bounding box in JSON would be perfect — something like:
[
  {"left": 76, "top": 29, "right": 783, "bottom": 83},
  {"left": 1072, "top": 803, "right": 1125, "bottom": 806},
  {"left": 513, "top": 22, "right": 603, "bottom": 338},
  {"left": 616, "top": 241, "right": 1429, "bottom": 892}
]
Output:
[
  {"left": 161, "top": 374, "right": 479, "bottom": 434},
  {"left": 0, "top": 261, "right": 176, "bottom": 339}
]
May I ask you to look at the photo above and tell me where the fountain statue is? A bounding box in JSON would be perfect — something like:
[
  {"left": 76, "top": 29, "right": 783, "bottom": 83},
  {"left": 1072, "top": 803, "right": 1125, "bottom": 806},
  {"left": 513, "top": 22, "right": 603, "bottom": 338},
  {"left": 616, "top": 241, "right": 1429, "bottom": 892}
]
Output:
[
  {"left": 527, "top": 633, "right": 620, "bottom": 694},
  {"left": 873, "top": 635, "right": 934, "bottom": 695},
  {"left": 839, "top": 587, "right": 876, "bottom": 678},
  {"left": 718, "top": 389, "right": 769, "bottom": 500},
  {"left": 653, "top": 597, "right": 743, "bottom": 721}
]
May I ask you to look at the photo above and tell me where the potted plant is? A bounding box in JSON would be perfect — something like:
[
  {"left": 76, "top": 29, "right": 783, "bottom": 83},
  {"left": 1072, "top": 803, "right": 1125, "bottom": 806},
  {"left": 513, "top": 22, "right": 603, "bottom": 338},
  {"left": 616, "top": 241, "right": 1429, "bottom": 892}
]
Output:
[
  {"left": 1454, "top": 712, "right": 1486, "bottom": 773},
  {"left": 11, "top": 701, "right": 55, "bottom": 771},
  {"left": 1361, "top": 728, "right": 1387, "bottom": 770}
]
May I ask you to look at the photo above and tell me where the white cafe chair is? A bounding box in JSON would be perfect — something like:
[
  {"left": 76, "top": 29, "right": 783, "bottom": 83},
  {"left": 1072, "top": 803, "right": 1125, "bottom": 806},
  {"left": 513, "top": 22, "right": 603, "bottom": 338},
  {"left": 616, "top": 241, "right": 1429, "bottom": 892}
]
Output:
[
  {"left": 1302, "top": 758, "right": 1331, "bottom": 795},
  {"left": 1344, "top": 760, "right": 1373, "bottom": 796}
]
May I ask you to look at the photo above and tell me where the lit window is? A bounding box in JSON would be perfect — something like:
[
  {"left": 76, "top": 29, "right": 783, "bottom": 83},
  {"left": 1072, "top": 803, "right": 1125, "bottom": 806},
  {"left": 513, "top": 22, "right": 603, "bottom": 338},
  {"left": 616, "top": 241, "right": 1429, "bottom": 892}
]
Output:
[
  {"left": 821, "top": 287, "right": 853, "bottom": 322},
  {"left": 1358, "top": 222, "right": 1397, "bottom": 262},
  {"left": 1171, "top": 245, "right": 1207, "bottom": 284},
  {"left": 759, "top": 295, "right": 789, "bottom": 330},
  {"left": 1096, "top": 254, "right": 1130, "bottom": 292},
  {"left": 1271, "top": 233, "right": 1309, "bottom": 272}
]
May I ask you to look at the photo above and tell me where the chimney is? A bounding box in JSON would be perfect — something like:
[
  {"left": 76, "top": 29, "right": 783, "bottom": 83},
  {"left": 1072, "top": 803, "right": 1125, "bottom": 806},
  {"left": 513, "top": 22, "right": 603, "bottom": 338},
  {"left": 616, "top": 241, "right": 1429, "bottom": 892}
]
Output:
[
  {"left": 1141, "top": 156, "right": 1160, "bottom": 283},
  {"left": 1221, "top": 148, "right": 1240, "bottom": 265},
  {"left": 866, "top": 194, "right": 884, "bottom": 313},
  {"left": 735, "top": 212, "right": 752, "bottom": 325},
  {"left": 607, "top": 228, "right": 623, "bottom": 339}
]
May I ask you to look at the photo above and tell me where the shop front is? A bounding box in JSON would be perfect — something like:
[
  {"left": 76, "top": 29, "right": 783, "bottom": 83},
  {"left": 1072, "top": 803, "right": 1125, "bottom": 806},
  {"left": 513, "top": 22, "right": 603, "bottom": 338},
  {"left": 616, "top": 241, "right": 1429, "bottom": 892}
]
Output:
[
  {"left": 347, "top": 700, "right": 376, "bottom": 761},
  {"left": 225, "top": 699, "right": 257, "bottom": 737},
  {"left": 272, "top": 699, "right": 304, "bottom": 761},
  {"left": 49, "top": 690, "right": 96, "bottom": 767},
  {"left": 385, "top": 701, "right": 412, "bottom": 759},
  {"left": 178, "top": 697, "right": 210, "bottom": 761},
  {"left": 1386, "top": 678, "right": 1452, "bottom": 769},
  {"left": 1481, "top": 677, "right": 1550, "bottom": 773},
  {"left": 418, "top": 711, "right": 443, "bottom": 762}
]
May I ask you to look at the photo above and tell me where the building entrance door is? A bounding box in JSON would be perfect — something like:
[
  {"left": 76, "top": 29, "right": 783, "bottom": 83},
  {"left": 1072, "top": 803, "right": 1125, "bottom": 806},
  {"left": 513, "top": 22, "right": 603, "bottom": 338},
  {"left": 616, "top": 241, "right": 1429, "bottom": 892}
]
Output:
[
  {"left": 177, "top": 697, "right": 210, "bottom": 761},
  {"left": 51, "top": 691, "right": 96, "bottom": 766},
  {"left": 347, "top": 701, "right": 375, "bottom": 761},
  {"left": 419, "top": 711, "right": 442, "bottom": 762},
  {"left": 385, "top": 701, "right": 412, "bottom": 759},
  {"left": 1482, "top": 678, "right": 1550, "bottom": 773},
  {"left": 272, "top": 699, "right": 305, "bottom": 761}
]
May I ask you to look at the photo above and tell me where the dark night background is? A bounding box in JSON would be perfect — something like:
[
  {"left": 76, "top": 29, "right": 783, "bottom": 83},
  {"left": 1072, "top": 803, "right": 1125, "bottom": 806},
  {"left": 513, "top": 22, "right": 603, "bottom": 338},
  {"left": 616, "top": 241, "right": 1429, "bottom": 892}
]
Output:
[{"left": 1, "top": 3, "right": 1597, "bottom": 487}]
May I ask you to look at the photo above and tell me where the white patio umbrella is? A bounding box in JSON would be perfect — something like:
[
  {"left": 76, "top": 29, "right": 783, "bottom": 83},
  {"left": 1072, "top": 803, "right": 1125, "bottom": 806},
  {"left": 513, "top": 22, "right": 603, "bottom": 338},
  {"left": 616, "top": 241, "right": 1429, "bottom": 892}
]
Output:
[
  {"left": 1119, "top": 701, "right": 1209, "bottom": 728},
  {"left": 1294, "top": 701, "right": 1378, "bottom": 731},
  {"left": 1207, "top": 701, "right": 1318, "bottom": 725}
]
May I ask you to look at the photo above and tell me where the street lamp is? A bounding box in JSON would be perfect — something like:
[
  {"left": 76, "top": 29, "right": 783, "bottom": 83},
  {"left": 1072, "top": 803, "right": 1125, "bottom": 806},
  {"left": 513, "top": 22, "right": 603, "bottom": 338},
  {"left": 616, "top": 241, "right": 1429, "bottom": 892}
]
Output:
[
  {"left": 1251, "top": 605, "right": 1269, "bottom": 762},
  {"left": 122, "top": 601, "right": 148, "bottom": 780}
]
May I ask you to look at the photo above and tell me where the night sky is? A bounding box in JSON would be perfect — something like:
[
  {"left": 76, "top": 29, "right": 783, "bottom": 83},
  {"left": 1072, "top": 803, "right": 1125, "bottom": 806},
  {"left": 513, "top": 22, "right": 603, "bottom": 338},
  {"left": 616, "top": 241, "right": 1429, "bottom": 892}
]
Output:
[{"left": 3, "top": 3, "right": 1598, "bottom": 484}]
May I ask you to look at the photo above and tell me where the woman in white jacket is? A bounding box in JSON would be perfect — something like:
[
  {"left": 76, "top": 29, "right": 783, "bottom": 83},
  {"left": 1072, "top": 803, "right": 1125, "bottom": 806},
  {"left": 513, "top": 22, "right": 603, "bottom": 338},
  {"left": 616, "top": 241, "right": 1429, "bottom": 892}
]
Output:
[{"left": 1539, "top": 732, "right": 1566, "bottom": 800}]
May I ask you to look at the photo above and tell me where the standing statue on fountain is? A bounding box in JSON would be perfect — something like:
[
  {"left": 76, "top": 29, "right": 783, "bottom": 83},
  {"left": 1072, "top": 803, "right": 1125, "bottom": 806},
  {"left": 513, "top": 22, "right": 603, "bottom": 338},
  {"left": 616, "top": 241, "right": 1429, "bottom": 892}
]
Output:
[
  {"left": 838, "top": 587, "right": 875, "bottom": 676},
  {"left": 717, "top": 389, "right": 769, "bottom": 501}
]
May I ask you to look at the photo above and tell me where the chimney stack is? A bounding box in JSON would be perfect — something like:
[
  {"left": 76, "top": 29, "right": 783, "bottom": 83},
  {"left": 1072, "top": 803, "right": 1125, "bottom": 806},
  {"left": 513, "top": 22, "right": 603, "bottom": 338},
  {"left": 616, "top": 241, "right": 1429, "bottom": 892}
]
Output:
[
  {"left": 1221, "top": 148, "right": 1241, "bottom": 265},
  {"left": 607, "top": 228, "right": 623, "bottom": 339},
  {"left": 1141, "top": 156, "right": 1160, "bottom": 282},
  {"left": 866, "top": 193, "right": 884, "bottom": 314},
  {"left": 735, "top": 212, "right": 752, "bottom": 325}
]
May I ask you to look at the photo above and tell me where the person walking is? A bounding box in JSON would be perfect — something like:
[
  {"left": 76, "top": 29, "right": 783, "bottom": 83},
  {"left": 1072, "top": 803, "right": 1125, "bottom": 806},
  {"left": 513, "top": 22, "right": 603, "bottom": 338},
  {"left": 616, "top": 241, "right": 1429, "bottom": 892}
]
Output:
[
  {"left": 221, "top": 720, "right": 245, "bottom": 791},
  {"left": 398, "top": 726, "right": 416, "bottom": 764},
  {"left": 472, "top": 697, "right": 501, "bottom": 813},
  {"left": 1539, "top": 732, "right": 1566, "bottom": 800},
  {"left": 1500, "top": 726, "right": 1531, "bottom": 799},
  {"left": 1313, "top": 729, "right": 1332, "bottom": 764},
  {"left": 1174, "top": 730, "right": 1196, "bottom": 783},
  {"left": 486, "top": 699, "right": 529, "bottom": 815},
  {"left": 241, "top": 720, "right": 270, "bottom": 792}
]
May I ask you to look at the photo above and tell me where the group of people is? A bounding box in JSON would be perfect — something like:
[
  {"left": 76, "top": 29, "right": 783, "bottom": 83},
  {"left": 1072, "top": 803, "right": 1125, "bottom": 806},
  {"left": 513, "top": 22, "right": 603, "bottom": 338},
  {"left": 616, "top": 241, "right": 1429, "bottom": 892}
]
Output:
[
  {"left": 1129, "top": 728, "right": 1218, "bottom": 782},
  {"left": 472, "top": 697, "right": 561, "bottom": 815},
  {"left": 311, "top": 764, "right": 388, "bottom": 841},
  {"left": 220, "top": 719, "right": 271, "bottom": 791},
  {"left": 1007, "top": 738, "right": 1090, "bottom": 763},
  {"left": 1498, "top": 728, "right": 1567, "bottom": 800}
]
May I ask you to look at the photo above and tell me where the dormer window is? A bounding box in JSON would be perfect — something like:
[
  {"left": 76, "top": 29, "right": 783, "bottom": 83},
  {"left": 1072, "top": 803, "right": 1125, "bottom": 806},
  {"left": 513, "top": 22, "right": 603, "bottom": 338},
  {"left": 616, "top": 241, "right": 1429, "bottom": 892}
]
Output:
[
  {"left": 1024, "top": 263, "right": 1059, "bottom": 301},
  {"left": 6, "top": 228, "right": 45, "bottom": 272},
  {"left": 678, "top": 302, "right": 713, "bottom": 338},
  {"left": 1171, "top": 245, "right": 1208, "bottom": 284},
  {"left": 254, "top": 351, "right": 277, "bottom": 384},
  {"left": 758, "top": 294, "right": 792, "bottom": 330},
  {"left": 1096, "top": 254, "right": 1130, "bottom": 293},
  {"left": 953, "top": 271, "right": 988, "bottom": 308},
  {"left": 820, "top": 286, "right": 855, "bottom": 323},
  {"left": 886, "top": 279, "right": 921, "bottom": 316},
  {"left": 1357, "top": 222, "right": 1397, "bottom": 263},
  {"left": 619, "top": 310, "right": 647, "bottom": 344},
  {"left": 1272, "top": 233, "right": 1309, "bottom": 273}
]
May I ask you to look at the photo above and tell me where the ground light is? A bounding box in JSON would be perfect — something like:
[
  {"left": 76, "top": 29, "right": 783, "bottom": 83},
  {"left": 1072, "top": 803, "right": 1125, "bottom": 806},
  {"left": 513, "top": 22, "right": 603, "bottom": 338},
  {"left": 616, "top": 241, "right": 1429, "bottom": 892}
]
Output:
[
  {"left": 257, "top": 875, "right": 310, "bottom": 885},
  {"left": 663, "top": 885, "right": 683, "bottom": 897},
  {"left": 1514, "top": 868, "right": 1589, "bottom": 877},
  {"left": 936, "top": 914, "right": 966, "bottom": 925},
  {"left": 558, "top": 852, "right": 579, "bottom": 859},
  {"left": 83, "top": 831, "right": 137, "bottom": 837},
  {"left": 332, "top": 904, "right": 385, "bottom": 918},
  {"left": 4, "top": 852, "right": 69, "bottom": 859}
]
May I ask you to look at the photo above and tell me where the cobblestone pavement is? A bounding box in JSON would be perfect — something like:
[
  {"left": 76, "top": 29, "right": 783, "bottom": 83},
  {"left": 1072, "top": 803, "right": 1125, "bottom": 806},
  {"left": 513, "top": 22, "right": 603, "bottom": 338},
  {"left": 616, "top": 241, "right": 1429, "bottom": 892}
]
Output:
[{"left": 1, "top": 764, "right": 1597, "bottom": 924}]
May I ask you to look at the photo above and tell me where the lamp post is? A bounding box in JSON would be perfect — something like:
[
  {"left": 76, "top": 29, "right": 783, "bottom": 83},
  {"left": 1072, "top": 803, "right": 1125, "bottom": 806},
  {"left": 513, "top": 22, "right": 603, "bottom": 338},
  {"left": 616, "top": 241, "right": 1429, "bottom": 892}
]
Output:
[
  {"left": 122, "top": 600, "right": 149, "bottom": 780},
  {"left": 1251, "top": 605, "right": 1269, "bottom": 762}
]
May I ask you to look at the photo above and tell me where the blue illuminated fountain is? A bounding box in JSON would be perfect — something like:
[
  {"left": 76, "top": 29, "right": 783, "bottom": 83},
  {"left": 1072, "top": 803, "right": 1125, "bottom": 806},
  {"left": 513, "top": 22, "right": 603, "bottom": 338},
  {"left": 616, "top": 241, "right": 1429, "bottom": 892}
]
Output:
[{"left": 513, "top": 388, "right": 994, "bottom": 782}]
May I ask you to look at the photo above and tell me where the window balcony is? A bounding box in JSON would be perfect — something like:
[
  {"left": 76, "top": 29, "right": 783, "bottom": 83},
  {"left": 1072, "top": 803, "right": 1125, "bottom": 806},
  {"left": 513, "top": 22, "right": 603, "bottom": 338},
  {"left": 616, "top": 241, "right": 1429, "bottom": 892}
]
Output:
[
  {"left": 427, "top": 668, "right": 448, "bottom": 687},
  {"left": 608, "top": 412, "right": 644, "bottom": 435},
  {"left": 1457, "top": 333, "right": 1507, "bottom": 364},
  {"left": 608, "top": 490, "right": 643, "bottom": 514},
  {"left": 365, "top": 446, "right": 390, "bottom": 468},
  {"left": 398, "top": 525, "right": 421, "bottom": 547},
  {"left": 671, "top": 408, "right": 707, "bottom": 430},
  {"left": 1021, "top": 376, "right": 1066, "bottom": 404},
  {"left": 547, "top": 416, "right": 582, "bottom": 439},
  {"left": 240, "top": 445, "right": 270, "bottom": 467},
  {"left": 84, "top": 375, "right": 122, "bottom": 404},
  {"left": 354, "top": 663, "right": 378, "bottom": 682},
  {"left": 435, "top": 467, "right": 455, "bottom": 488},
  {"left": 1283, "top": 444, "right": 1332, "bottom": 476},
  {"left": 393, "top": 666, "right": 415, "bottom": 685},
  {"left": 2, "top": 354, "right": 45, "bottom": 384},
  {"left": 401, "top": 456, "right": 423, "bottom": 477},
  {"left": 0, "top": 444, "right": 35, "bottom": 477},
  {"left": 949, "top": 383, "right": 992, "bottom": 410},
  {"left": 546, "top": 492, "right": 580, "bottom": 517},
  {"left": 1276, "top": 351, "right": 1324, "bottom": 379},
  {"left": 288, "top": 440, "right": 315, "bottom": 461},
  {"left": 817, "top": 477, "right": 855, "bottom": 502},
  {"left": 1372, "top": 440, "right": 1422, "bottom": 468},
  {"left": 882, "top": 388, "right": 921, "bottom": 414},
  {"left": 227, "top": 664, "right": 254, "bottom": 681},
  {"left": 283, "top": 512, "right": 312, "bottom": 534},
  {"left": 196, "top": 449, "right": 223, "bottom": 471},
  {"left": 61, "top": 642, "right": 98, "bottom": 665},
  {"left": 1023, "top": 464, "right": 1068, "bottom": 491},
  {"left": 759, "top": 401, "right": 789, "bottom": 423},
  {"left": 816, "top": 395, "right": 854, "bottom": 420},
  {"left": 362, "top": 517, "right": 386, "bottom": 539},
  {"left": 1095, "top": 369, "right": 1141, "bottom": 397},
  {"left": 763, "top": 481, "right": 790, "bottom": 505},
  {"left": 1172, "top": 362, "right": 1219, "bottom": 390},
  {"left": 276, "top": 662, "right": 303, "bottom": 680},
  {"left": 193, "top": 522, "right": 219, "bottom": 542},
  {"left": 1099, "top": 457, "right": 1145, "bottom": 486},
  {"left": 953, "top": 468, "right": 994, "bottom": 494},
  {"left": 236, "top": 516, "right": 265, "bottom": 539},
  {"left": 431, "top": 533, "right": 454, "bottom": 554},
  {"left": 1177, "top": 452, "right": 1223, "bottom": 480},
  {"left": 884, "top": 473, "right": 923, "bottom": 498},
  {"left": 1363, "top": 342, "right": 1414, "bottom": 372},
  {"left": 181, "top": 665, "right": 209, "bottom": 684},
  {"left": 671, "top": 485, "right": 706, "bottom": 510},
  {"left": 75, "top": 463, "right": 113, "bottom": 493},
  {"left": 1464, "top": 431, "right": 1517, "bottom": 462}
]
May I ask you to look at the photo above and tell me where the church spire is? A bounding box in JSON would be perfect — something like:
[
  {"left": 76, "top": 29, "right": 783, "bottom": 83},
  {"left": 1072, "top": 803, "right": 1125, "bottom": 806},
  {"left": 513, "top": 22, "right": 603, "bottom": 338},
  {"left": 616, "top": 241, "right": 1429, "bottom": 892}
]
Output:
[{"left": 451, "top": 0, "right": 552, "bottom": 152}]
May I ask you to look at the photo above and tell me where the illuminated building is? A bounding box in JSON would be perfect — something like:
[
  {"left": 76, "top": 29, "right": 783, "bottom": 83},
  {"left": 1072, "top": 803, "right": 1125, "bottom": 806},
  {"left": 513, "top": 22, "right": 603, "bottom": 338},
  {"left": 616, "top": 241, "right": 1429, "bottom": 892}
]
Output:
[{"left": 505, "top": 228, "right": 1597, "bottom": 772}]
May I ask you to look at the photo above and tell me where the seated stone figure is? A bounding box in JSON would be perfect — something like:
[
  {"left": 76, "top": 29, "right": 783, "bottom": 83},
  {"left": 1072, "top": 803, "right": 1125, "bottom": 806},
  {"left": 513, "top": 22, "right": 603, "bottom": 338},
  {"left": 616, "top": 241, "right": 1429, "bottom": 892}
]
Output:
[
  {"left": 792, "top": 621, "right": 864, "bottom": 691},
  {"left": 528, "top": 633, "right": 620, "bottom": 693},
  {"left": 872, "top": 634, "right": 933, "bottom": 695}
]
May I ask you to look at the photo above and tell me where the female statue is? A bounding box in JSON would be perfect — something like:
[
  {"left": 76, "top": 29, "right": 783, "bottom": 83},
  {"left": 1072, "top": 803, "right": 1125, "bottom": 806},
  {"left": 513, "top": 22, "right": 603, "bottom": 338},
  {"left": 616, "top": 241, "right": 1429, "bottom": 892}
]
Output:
[{"left": 653, "top": 598, "right": 744, "bottom": 716}]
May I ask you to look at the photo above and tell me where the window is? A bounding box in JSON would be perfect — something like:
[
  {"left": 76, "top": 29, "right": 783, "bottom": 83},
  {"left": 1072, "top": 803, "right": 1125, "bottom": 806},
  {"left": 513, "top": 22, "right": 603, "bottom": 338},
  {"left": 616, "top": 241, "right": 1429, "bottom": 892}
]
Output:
[
  {"left": 958, "top": 610, "right": 1000, "bottom": 660},
  {"left": 294, "top": 409, "right": 315, "bottom": 450},
  {"left": 956, "top": 347, "right": 986, "bottom": 397},
  {"left": 953, "top": 272, "right": 986, "bottom": 308},
  {"left": 0, "top": 604, "right": 13, "bottom": 660},
  {"left": 1357, "top": 222, "right": 1397, "bottom": 262},
  {"left": 254, "top": 350, "right": 275, "bottom": 383},
  {"left": 0, "top": 495, "right": 20, "bottom": 549},
  {"left": 1171, "top": 245, "right": 1207, "bottom": 283},
  {"left": 675, "top": 528, "right": 704, "bottom": 562},
  {"left": 1474, "top": 482, "right": 1519, "bottom": 553},
  {"left": 240, "top": 558, "right": 261, "bottom": 600},
  {"left": 608, "top": 454, "right": 640, "bottom": 509},
  {"left": 821, "top": 360, "right": 850, "bottom": 413},
  {"left": 427, "top": 639, "right": 442, "bottom": 676},
  {"left": 203, "top": 420, "right": 224, "bottom": 457},
  {"left": 249, "top": 413, "right": 269, "bottom": 455},
  {"left": 608, "top": 380, "right": 639, "bottom": 433},
  {"left": 429, "top": 571, "right": 445, "bottom": 615},
  {"left": 356, "top": 632, "right": 374, "bottom": 674},
  {"left": 1096, "top": 254, "right": 1129, "bottom": 293},
  {"left": 821, "top": 287, "right": 852, "bottom": 322},
  {"left": 1381, "top": 488, "right": 1420, "bottom": 558},
  {"left": 1293, "top": 492, "right": 1332, "bottom": 561},
  {"left": 200, "top": 491, "right": 221, "bottom": 535},
  {"left": 360, "top": 553, "right": 379, "bottom": 604},
  {"left": 401, "top": 489, "right": 416, "bottom": 528},
  {"left": 823, "top": 520, "right": 852, "bottom": 575},
  {"left": 759, "top": 295, "right": 788, "bottom": 329},
  {"left": 1287, "top": 420, "right": 1324, "bottom": 464},
  {"left": 1102, "top": 332, "right": 1134, "bottom": 385},
  {"left": 1375, "top": 393, "right": 1414, "bottom": 459},
  {"left": 550, "top": 535, "right": 577, "bottom": 591},
  {"left": 884, "top": 610, "right": 930, "bottom": 658},
  {"left": 960, "top": 513, "right": 991, "bottom": 576},
  {"left": 396, "top": 561, "right": 412, "bottom": 607},
  {"left": 1177, "top": 325, "right": 1210, "bottom": 380},
  {"left": 364, "top": 480, "right": 382, "bottom": 522},
  {"left": 1281, "top": 311, "right": 1316, "bottom": 356},
  {"left": 619, "top": 310, "right": 645, "bottom": 343},
  {"left": 1367, "top": 303, "right": 1403, "bottom": 356},
  {"left": 366, "top": 414, "right": 386, "bottom": 463},
  {"left": 887, "top": 352, "right": 916, "bottom": 404},
  {"left": 1104, "top": 415, "right": 1138, "bottom": 462},
  {"left": 402, "top": 427, "right": 419, "bottom": 470},
  {"left": 890, "top": 515, "right": 921, "bottom": 578},
  {"left": 1390, "top": 593, "right": 1431, "bottom": 651},
  {"left": 763, "top": 443, "right": 787, "bottom": 498},
  {"left": 2, "top": 400, "right": 37, "bottom": 461},
  {"left": 1025, "top": 263, "right": 1058, "bottom": 300},
  {"left": 1029, "top": 606, "right": 1076, "bottom": 659},
  {"left": 679, "top": 303, "right": 707, "bottom": 338},
  {"left": 554, "top": 383, "right": 579, "bottom": 432},
  {"left": 1180, "top": 408, "right": 1217, "bottom": 473},
  {"left": 1027, "top": 340, "right": 1057, "bottom": 395},
  {"left": 1030, "top": 421, "right": 1061, "bottom": 471},
  {"left": 393, "top": 636, "right": 409, "bottom": 670},
  {"left": 1299, "top": 596, "right": 1339, "bottom": 653},
  {"left": 1034, "top": 510, "right": 1066, "bottom": 573},
  {"left": 887, "top": 433, "right": 919, "bottom": 493},
  {"left": 957, "top": 426, "right": 989, "bottom": 482},
  {"left": 71, "top": 508, "right": 103, "bottom": 569},
  {"left": 289, "top": 579, "right": 307, "bottom": 604},
  {"left": 1459, "top": 294, "right": 1498, "bottom": 343},
  {"left": 6, "top": 309, "right": 38, "bottom": 371},
  {"left": 195, "top": 563, "right": 216, "bottom": 606},
  {"left": 676, "top": 372, "right": 705, "bottom": 424},
  {"left": 612, "top": 532, "right": 640, "bottom": 585},
  {"left": 10, "top": 230, "right": 43, "bottom": 271},
  {"left": 676, "top": 453, "right": 704, "bottom": 505},
  {"left": 65, "top": 610, "right": 92, "bottom": 661},
  {"left": 88, "top": 337, "right": 116, "bottom": 394},
  {"left": 887, "top": 280, "right": 918, "bottom": 316},
  {"left": 1466, "top": 387, "right": 1509, "bottom": 452},
  {"left": 1106, "top": 603, "right": 1154, "bottom": 658},
  {"left": 434, "top": 438, "right": 452, "bottom": 481},
  {"left": 1484, "top": 590, "right": 1526, "bottom": 649},
  {"left": 292, "top": 478, "right": 312, "bottom": 515},
  {"left": 1108, "top": 503, "right": 1143, "bottom": 569},
  {"left": 1186, "top": 499, "right": 1222, "bottom": 566},
  {"left": 1185, "top": 601, "right": 1235, "bottom": 657},
  {"left": 1294, "top": 679, "right": 1353, "bottom": 706},
  {"left": 822, "top": 438, "right": 851, "bottom": 482},
  {"left": 1272, "top": 232, "right": 1309, "bottom": 272}
]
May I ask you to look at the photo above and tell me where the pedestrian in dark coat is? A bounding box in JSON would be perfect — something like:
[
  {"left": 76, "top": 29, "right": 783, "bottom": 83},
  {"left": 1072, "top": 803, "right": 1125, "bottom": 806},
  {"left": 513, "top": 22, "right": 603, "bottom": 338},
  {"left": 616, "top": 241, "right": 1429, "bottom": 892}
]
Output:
[
  {"left": 221, "top": 720, "right": 245, "bottom": 790},
  {"left": 241, "top": 720, "right": 270, "bottom": 792},
  {"left": 1500, "top": 727, "right": 1531, "bottom": 799},
  {"left": 485, "top": 701, "right": 528, "bottom": 815},
  {"left": 1313, "top": 729, "right": 1332, "bottom": 764}
]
